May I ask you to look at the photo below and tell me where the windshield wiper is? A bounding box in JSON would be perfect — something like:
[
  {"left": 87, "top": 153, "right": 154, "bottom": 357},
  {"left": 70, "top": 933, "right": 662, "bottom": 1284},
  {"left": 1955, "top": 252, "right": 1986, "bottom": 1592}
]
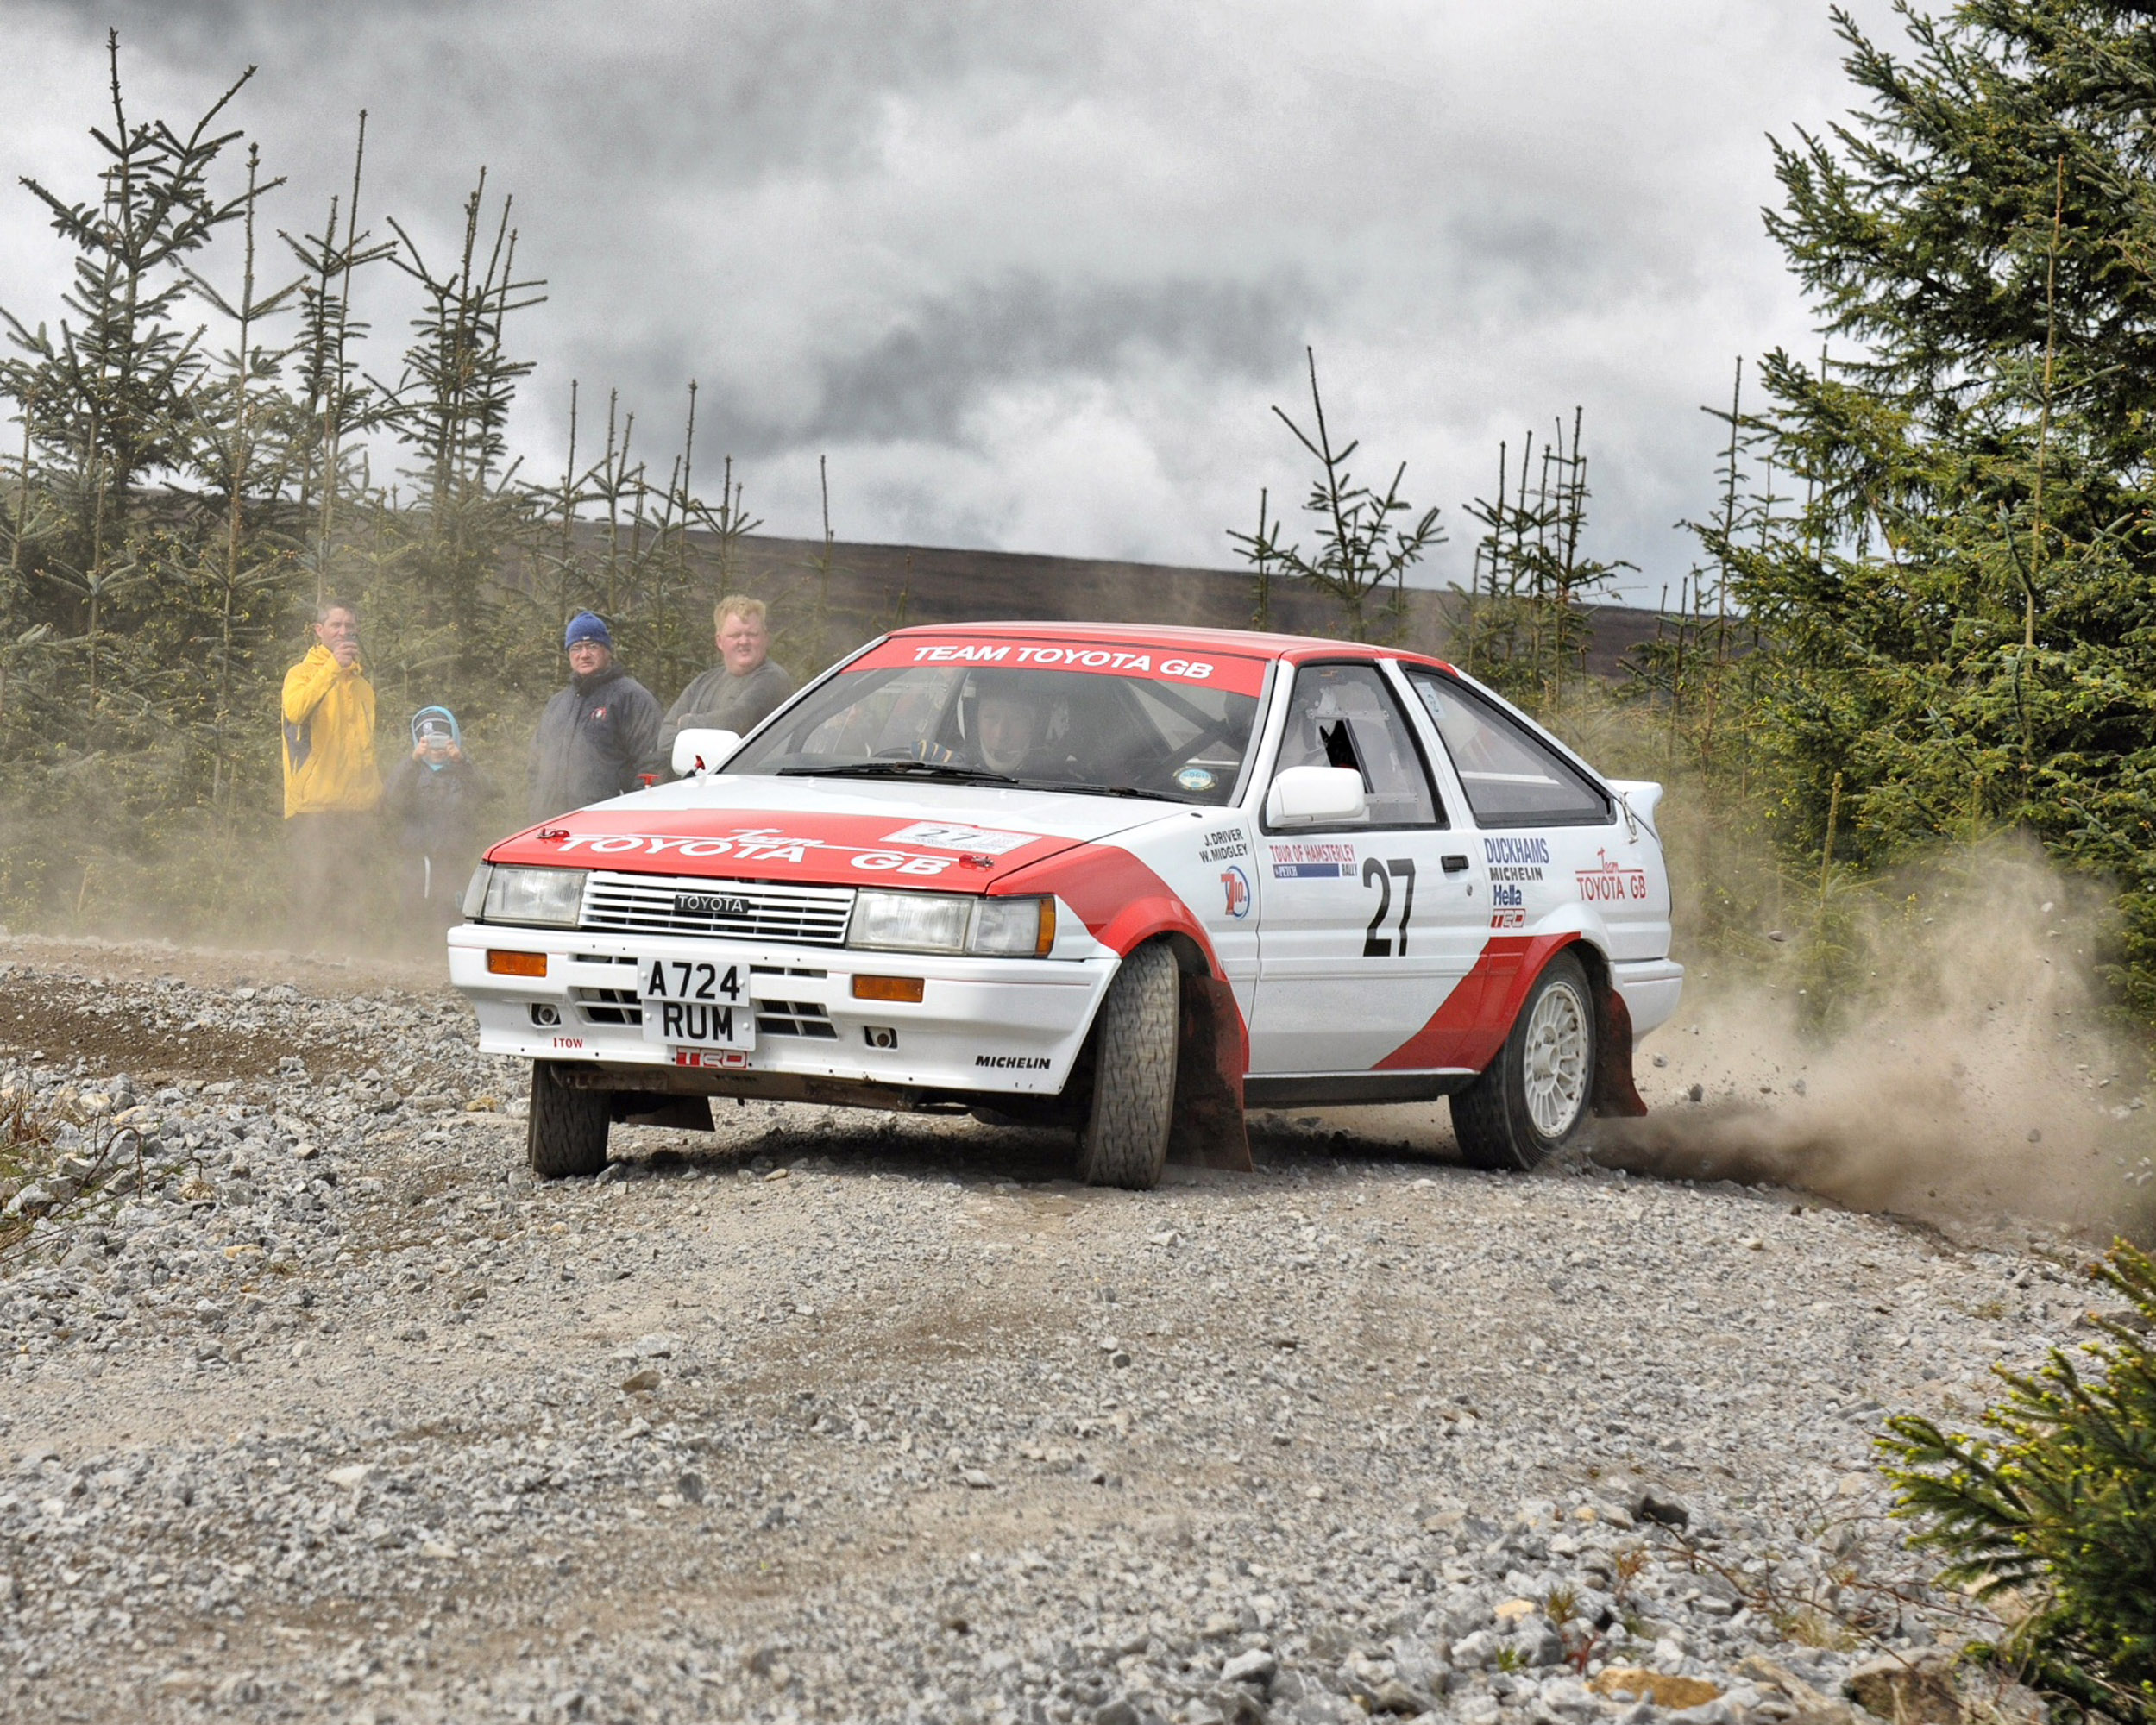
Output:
[
  {"left": 777, "top": 762, "right": 1022, "bottom": 785},
  {"left": 1015, "top": 781, "right": 1205, "bottom": 805}
]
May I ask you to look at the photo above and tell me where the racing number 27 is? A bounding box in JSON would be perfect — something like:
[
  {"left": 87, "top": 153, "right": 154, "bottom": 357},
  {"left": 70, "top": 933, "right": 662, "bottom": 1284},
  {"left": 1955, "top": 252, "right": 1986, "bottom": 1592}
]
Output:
[{"left": 1361, "top": 857, "right": 1417, "bottom": 957}]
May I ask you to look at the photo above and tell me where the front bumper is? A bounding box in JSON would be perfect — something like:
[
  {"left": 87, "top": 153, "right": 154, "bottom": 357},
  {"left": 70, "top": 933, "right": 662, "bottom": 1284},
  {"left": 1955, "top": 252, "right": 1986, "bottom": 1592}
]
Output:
[
  {"left": 1611, "top": 957, "right": 1684, "bottom": 1042},
  {"left": 447, "top": 924, "right": 1114, "bottom": 1096}
]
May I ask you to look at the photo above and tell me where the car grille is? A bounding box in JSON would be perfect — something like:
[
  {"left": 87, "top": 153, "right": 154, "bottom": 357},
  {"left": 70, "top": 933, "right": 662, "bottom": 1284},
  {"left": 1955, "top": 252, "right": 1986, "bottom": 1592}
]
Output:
[
  {"left": 579, "top": 872, "right": 856, "bottom": 946},
  {"left": 570, "top": 986, "right": 641, "bottom": 1026},
  {"left": 756, "top": 1000, "right": 839, "bottom": 1039}
]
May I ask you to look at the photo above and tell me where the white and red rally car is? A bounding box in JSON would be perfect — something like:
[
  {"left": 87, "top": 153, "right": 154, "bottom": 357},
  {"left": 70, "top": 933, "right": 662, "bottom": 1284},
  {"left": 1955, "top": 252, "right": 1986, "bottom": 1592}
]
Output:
[{"left": 449, "top": 624, "right": 1681, "bottom": 1187}]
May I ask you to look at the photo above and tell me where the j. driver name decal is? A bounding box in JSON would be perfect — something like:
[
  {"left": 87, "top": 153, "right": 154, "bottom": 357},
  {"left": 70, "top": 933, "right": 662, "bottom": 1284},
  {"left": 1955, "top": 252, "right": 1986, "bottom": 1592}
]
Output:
[{"left": 1197, "top": 825, "right": 1248, "bottom": 864}]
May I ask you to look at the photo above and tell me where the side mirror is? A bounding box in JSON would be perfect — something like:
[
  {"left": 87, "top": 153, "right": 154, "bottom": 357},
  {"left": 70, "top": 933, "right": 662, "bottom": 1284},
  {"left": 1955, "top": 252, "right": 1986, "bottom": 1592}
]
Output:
[
  {"left": 670, "top": 727, "right": 743, "bottom": 778},
  {"left": 1266, "top": 765, "right": 1367, "bottom": 828}
]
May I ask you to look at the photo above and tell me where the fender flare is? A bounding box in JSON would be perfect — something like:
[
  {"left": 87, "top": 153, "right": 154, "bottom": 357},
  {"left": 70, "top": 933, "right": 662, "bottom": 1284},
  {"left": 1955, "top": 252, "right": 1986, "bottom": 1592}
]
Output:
[
  {"left": 1376, "top": 925, "right": 1647, "bottom": 1117},
  {"left": 995, "top": 844, "right": 1253, "bottom": 1169}
]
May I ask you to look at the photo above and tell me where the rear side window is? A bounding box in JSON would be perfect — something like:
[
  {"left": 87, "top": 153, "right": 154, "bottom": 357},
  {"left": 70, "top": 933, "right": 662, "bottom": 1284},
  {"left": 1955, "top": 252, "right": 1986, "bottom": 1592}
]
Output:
[{"left": 1405, "top": 669, "right": 1610, "bottom": 827}]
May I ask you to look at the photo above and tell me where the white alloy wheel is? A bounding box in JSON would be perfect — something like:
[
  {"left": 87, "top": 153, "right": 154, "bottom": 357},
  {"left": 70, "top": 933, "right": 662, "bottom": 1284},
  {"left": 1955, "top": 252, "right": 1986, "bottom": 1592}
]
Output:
[
  {"left": 1451, "top": 948, "right": 1600, "bottom": 1171},
  {"left": 1521, "top": 974, "right": 1591, "bottom": 1138}
]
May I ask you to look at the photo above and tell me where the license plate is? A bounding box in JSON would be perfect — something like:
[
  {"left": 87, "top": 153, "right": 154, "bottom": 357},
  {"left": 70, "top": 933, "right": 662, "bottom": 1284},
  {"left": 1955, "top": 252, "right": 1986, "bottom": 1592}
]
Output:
[{"left": 638, "top": 953, "right": 755, "bottom": 1050}]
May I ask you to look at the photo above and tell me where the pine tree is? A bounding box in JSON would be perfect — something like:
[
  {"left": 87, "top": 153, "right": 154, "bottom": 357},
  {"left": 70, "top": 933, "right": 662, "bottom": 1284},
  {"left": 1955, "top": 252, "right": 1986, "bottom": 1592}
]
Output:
[
  {"left": 1882, "top": 1240, "right": 2156, "bottom": 1724},
  {"left": 1227, "top": 348, "right": 1444, "bottom": 643},
  {"left": 1715, "top": 0, "right": 2156, "bottom": 1014}
]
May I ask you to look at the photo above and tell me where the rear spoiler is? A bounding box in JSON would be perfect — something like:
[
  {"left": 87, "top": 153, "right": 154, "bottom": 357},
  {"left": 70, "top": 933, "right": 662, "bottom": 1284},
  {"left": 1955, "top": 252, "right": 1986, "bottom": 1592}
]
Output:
[{"left": 1606, "top": 780, "right": 1665, "bottom": 842}]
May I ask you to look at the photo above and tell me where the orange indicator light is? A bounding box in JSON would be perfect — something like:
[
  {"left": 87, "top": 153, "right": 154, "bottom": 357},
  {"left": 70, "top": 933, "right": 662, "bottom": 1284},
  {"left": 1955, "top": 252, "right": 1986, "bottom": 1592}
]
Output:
[
  {"left": 487, "top": 950, "right": 548, "bottom": 977},
  {"left": 852, "top": 974, "right": 926, "bottom": 1003}
]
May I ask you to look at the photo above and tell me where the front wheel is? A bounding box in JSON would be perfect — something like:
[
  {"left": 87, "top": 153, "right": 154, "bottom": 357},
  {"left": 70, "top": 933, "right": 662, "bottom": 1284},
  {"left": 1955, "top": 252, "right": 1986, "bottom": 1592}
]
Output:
[
  {"left": 527, "top": 1060, "right": 611, "bottom": 1179},
  {"left": 1451, "top": 949, "right": 1597, "bottom": 1171},
  {"left": 1075, "top": 942, "right": 1179, "bottom": 1189}
]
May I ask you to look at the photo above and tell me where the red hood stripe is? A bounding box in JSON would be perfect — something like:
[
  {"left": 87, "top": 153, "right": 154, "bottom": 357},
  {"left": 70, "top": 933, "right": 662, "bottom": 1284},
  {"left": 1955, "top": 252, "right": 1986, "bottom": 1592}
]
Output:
[{"left": 486, "top": 808, "right": 1074, "bottom": 888}]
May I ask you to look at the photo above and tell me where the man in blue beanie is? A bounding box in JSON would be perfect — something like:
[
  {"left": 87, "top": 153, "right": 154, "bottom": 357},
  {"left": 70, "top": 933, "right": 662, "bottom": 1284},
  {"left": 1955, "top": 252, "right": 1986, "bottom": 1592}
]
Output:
[{"left": 528, "top": 612, "right": 663, "bottom": 819}]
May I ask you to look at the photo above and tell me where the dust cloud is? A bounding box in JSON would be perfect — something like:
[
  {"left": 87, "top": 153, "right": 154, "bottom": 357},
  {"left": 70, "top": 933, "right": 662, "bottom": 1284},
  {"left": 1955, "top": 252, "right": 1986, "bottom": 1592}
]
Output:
[{"left": 1600, "top": 842, "right": 2154, "bottom": 1241}]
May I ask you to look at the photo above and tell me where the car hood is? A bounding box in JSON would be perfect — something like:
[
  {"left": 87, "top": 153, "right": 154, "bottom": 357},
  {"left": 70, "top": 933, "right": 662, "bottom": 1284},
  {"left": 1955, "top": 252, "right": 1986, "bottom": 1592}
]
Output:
[{"left": 484, "top": 774, "right": 1185, "bottom": 891}]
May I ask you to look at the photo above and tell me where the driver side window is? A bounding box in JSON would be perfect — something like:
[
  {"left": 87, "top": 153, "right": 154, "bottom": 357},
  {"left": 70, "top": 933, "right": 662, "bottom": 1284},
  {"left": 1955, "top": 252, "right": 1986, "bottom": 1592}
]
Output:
[{"left": 1272, "top": 663, "right": 1441, "bottom": 827}]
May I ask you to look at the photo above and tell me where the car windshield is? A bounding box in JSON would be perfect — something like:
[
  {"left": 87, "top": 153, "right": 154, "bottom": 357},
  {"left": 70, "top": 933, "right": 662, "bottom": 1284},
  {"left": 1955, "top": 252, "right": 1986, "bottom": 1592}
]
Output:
[{"left": 724, "top": 657, "right": 1264, "bottom": 807}]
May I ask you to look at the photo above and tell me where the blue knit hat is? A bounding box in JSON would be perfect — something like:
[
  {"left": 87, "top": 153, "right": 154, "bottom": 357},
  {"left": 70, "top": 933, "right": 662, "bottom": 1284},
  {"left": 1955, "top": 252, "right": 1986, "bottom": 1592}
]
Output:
[{"left": 565, "top": 611, "right": 613, "bottom": 650}]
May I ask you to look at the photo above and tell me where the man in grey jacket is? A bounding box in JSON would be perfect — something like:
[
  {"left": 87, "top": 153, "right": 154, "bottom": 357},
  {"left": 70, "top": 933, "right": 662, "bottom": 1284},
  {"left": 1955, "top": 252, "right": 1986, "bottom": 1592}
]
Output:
[
  {"left": 529, "top": 612, "right": 663, "bottom": 820},
  {"left": 658, "top": 596, "right": 795, "bottom": 775}
]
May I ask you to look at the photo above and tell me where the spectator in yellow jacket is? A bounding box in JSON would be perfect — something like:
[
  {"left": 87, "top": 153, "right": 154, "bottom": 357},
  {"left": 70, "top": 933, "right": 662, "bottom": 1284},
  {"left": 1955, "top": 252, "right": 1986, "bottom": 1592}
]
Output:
[{"left": 282, "top": 598, "right": 383, "bottom": 945}]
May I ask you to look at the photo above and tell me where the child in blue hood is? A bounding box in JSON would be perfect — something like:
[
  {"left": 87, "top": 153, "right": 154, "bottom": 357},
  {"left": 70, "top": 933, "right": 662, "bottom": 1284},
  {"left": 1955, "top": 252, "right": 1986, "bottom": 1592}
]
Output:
[{"left": 383, "top": 706, "right": 497, "bottom": 929}]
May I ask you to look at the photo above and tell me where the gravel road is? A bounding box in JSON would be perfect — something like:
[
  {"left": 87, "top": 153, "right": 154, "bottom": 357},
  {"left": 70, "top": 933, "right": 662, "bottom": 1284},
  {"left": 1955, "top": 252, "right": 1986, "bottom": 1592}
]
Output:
[{"left": 0, "top": 933, "right": 2102, "bottom": 1725}]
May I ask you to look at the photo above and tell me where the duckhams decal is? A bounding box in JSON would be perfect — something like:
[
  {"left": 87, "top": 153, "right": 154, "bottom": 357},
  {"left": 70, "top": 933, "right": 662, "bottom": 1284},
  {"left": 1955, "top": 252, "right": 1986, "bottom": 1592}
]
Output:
[
  {"left": 1576, "top": 848, "right": 1650, "bottom": 903},
  {"left": 1221, "top": 865, "right": 1252, "bottom": 919},
  {"left": 1483, "top": 835, "right": 1549, "bottom": 883}
]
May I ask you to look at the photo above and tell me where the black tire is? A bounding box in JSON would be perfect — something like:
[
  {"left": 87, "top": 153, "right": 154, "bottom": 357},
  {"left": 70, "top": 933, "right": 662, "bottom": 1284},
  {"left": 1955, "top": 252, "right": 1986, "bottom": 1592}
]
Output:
[
  {"left": 1452, "top": 949, "right": 1597, "bottom": 1172},
  {"left": 527, "top": 1060, "right": 611, "bottom": 1179},
  {"left": 1075, "top": 942, "right": 1179, "bottom": 1190}
]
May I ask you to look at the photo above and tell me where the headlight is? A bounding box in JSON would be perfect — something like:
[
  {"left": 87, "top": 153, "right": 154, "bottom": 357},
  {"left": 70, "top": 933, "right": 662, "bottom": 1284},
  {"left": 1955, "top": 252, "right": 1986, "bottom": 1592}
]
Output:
[
  {"left": 851, "top": 890, "right": 973, "bottom": 952},
  {"left": 461, "top": 863, "right": 493, "bottom": 920},
  {"left": 849, "top": 892, "right": 1056, "bottom": 957},
  {"left": 971, "top": 896, "right": 1054, "bottom": 956},
  {"left": 481, "top": 866, "right": 588, "bottom": 928}
]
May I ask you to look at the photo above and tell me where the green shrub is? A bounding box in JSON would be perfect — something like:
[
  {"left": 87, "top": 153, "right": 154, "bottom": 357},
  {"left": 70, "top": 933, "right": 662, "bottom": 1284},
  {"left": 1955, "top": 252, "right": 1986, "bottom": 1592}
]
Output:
[{"left": 1881, "top": 1243, "right": 2156, "bottom": 1725}]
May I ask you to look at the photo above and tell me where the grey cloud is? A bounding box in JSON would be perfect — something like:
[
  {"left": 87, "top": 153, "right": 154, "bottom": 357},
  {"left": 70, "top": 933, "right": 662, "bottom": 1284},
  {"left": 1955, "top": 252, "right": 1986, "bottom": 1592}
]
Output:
[
  {"left": 27, "top": 0, "right": 1116, "bottom": 187},
  {"left": 2, "top": 1, "right": 1910, "bottom": 596},
  {"left": 783, "top": 273, "right": 1313, "bottom": 448}
]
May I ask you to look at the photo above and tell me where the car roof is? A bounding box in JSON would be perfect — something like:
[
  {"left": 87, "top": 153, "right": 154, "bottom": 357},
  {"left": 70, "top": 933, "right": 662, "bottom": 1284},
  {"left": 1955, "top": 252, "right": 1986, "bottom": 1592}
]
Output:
[{"left": 883, "top": 620, "right": 1458, "bottom": 673}]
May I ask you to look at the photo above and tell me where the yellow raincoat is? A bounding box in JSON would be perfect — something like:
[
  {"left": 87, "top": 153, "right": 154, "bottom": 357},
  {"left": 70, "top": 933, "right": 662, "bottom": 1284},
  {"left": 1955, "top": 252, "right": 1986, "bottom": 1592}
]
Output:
[{"left": 281, "top": 645, "right": 382, "bottom": 817}]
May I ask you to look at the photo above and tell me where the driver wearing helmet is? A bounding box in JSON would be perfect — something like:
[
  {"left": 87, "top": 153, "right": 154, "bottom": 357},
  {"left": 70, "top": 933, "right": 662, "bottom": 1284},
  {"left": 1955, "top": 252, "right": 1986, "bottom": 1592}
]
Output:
[{"left": 970, "top": 670, "right": 1070, "bottom": 779}]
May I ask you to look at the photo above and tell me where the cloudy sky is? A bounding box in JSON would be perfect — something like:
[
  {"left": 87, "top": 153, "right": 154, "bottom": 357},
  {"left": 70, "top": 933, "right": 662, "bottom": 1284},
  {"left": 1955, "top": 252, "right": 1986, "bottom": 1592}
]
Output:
[{"left": 2, "top": 0, "right": 1901, "bottom": 601}]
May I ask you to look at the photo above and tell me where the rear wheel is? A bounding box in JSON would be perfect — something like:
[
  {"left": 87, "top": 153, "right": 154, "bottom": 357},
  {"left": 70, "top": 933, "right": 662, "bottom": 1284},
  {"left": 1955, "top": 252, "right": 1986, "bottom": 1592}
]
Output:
[
  {"left": 1075, "top": 942, "right": 1179, "bottom": 1190},
  {"left": 527, "top": 1060, "right": 610, "bottom": 1179},
  {"left": 1452, "top": 949, "right": 1597, "bottom": 1171}
]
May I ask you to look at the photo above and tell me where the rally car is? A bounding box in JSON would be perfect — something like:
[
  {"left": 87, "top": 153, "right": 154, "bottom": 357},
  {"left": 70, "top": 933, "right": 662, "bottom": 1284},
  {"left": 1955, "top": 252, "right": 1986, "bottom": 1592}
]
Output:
[{"left": 449, "top": 623, "right": 1681, "bottom": 1188}]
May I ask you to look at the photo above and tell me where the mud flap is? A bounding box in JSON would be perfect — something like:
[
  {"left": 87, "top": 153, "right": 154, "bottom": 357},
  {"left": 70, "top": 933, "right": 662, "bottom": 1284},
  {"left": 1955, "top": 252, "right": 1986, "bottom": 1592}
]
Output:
[
  {"left": 1589, "top": 987, "right": 1647, "bottom": 1118},
  {"left": 612, "top": 1092, "right": 716, "bottom": 1132},
  {"left": 1167, "top": 972, "right": 1253, "bottom": 1170}
]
